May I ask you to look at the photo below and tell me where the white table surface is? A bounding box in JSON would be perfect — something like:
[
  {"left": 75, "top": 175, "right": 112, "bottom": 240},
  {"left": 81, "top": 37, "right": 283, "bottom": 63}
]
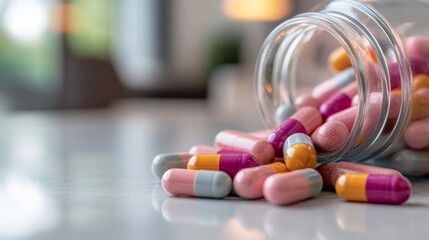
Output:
[{"left": 1, "top": 99, "right": 429, "bottom": 240}]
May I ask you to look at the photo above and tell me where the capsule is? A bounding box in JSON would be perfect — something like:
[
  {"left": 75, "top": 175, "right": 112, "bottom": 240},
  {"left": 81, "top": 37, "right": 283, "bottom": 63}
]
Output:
[
  {"left": 188, "top": 145, "right": 242, "bottom": 155},
  {"left": 412, "top": 88, "right": 429, "bottom": 120},
  {"left": 152, "top": 153, "right": 193, "bottom": 179},
  {"left": 268, "top": 106, "right": 322, "bottom": 157},
  {"left": 389, "top": 149, "right": 429, "bottom": 176},
  {"left": 413, "top": 74, "right": 429, "bottom": 90},
  {"left": 187, "top": 153, "right": 260, "bottom": 178},
  {"left": 294, "top": 93, "right": 321, "bottom": 109},
  {"left": 312, "top": 68, "right": 355, "bottom": 103},
  {"left": 406, "top": 35, "right": 429, "bottom": 58},
  {"left": 263, "top": 168, "right": 323, "bottom": 205},
  {"left": 403, "top": 118, "right": 429, "bottom": 149},
  {"left": 328, "top": 47, "right": 351, "bottom": 71},
  {"left": 319, "top": 82, "right": 357, "bottom": 120},
  {"left": 311, "top": 121, "right": 349, "bottom": 152},
  {"left": 215, "top": 130, "right": 275, "bottom": 165},
  {"left": 162, "top": 169, "right": 232, "bottom": 198},
  {"left": 248, "top": 129, "right": 274, "bottom": 139},
  {"left": 283, "top": 133, "right": 317, "bottom": 171},
  {"left": 389, "top": 54, "right": 429, "bottom": 90},
  {"left": 233, "top": 162, "right": 287, "bottom": 199},
  {"left": 316, "top": 162, "right": 403, "bottom": 190},
  {"left": 275, "top": 104, "right": 296, "bottom": 125},
  {"left": 327, "top": 105, "right": 357, "bottom": 131},
  {"left": 335, "top": 173, "right": 411, "bottom": 204}
]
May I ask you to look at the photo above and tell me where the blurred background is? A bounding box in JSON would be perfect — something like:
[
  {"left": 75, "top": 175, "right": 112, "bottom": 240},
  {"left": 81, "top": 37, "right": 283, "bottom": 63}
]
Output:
[{"left": 0, "top": 0, "right": 319, "bottom": 112}]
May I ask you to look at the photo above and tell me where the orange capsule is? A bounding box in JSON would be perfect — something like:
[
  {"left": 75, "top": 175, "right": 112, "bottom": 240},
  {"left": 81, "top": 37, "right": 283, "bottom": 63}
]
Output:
[{"left": 329, "top": 47, "right": 352, "bottom": 71}]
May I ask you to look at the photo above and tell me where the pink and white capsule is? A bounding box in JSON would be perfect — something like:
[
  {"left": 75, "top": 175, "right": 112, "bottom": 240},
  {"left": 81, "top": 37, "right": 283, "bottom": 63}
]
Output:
[
  {"left": 162, "top": 169, "right": 232, "bottom": 198},
  {"left": 263, "top": 168, "right": 323, "bottom": 205},
  {"left": 312, "top": 68, "right": 355, "bottom": 103}
]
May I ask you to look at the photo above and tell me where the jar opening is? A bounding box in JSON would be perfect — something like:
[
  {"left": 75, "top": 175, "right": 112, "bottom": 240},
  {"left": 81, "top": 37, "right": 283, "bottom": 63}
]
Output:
[{"left": 254, "top": 0, "right": 412, "bottom": 162}]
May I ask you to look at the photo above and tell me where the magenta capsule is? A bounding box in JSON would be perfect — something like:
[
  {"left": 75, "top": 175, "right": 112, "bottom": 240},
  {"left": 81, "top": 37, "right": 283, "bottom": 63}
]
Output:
[
  {"left": 268, "top": 106, "right": 322, "bottom": 157},
  {"left": 233, "top": 162, "right": 287, "bottom": 199},
  {"left": 162, "top": 169, "right": 232, "bottom": 198},
  {"left": 215, "top": 130, "right": 275, "bottom": 165},
  {"left": 336, "top": 173, "right": 411, "bottom": 204},
  {"left": 319, "top": 82, "right": 357, "bottom": 120},
  {"left": 187, "top": 153, "right": 260, "bottom": 178},
  {"left": 389, "top": 54, "right": 429, "bottom": 90}
]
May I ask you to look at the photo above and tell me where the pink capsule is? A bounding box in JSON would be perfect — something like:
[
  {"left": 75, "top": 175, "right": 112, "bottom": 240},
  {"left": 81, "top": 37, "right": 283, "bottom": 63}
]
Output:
[
  {"left": 404, "top": 118, "right": 429, "bottom": 149},
  {"left": 312, "top": 68, "right": 355, "bottom": 103},
  {"left": 327, "top": 106, "right": 357, "bottom": 131},
  {"left": 248, "top": 129, "right": 274, "bottom": 139},
  {"left": 233, "top": 162, "right": 287, "bottom": 199},
  {"left": 319, "top": 82, "right": 357, "bottom": 120},
  {"left": 294, "top": 93, "right": 321, "bottom": 109},
  {"left": 162, "top": 169, "right": 232, "bottom": 198},
  {"left": 215, "top": 130, "right": 275, "bottom": 165},
  {"left": 406, "top": 36, "right": 429, "bottom": 59},
  {"left": 326, "top": 92, "right": 402, "bottom": 132},
  {"left": 263, "top": 168, "right": 323, "bottom": 205},
  {"left": 311, "top": 121, "right": 349, "bottom": 152},
  {"left": 316, "top": 162, "right": 403, "bottom": 190},
  {"left": 187, "top": 153, "right": 260, "bottom": 178},
  {"left": 188, "top": 145, "right": 242, "bottom": 155},
  {"left": 268, "top": 106, "right": 323, "bottom": 157}
]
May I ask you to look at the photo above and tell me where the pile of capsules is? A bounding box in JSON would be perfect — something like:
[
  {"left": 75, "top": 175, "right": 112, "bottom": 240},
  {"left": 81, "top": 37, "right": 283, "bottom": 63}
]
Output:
[{"left": 152, "top": 35, "right": 429, "bottom": 205}]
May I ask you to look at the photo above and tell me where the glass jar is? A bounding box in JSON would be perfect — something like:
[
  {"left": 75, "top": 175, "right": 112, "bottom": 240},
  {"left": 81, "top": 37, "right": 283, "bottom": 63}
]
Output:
[{"left": 254, "top": 0, "right": 429, "bottom": 163}]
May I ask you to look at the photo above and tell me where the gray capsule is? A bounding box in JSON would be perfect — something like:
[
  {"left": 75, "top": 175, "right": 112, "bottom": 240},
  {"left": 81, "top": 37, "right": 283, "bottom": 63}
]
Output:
[
  {"left": 390, "top": 149, "right": 429, "bottom": 176},
  {"left": 151, "top": 153, "right": 193, "bottom": 179},
  {"left": 370, "top": 149, "right": 429, "bottom": 176}
]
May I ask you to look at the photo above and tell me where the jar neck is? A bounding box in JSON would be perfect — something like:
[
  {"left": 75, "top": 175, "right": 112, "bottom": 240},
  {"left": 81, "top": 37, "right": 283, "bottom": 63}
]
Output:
[{"left": 254, "top": 0, "right": 412, "bottom": 162}]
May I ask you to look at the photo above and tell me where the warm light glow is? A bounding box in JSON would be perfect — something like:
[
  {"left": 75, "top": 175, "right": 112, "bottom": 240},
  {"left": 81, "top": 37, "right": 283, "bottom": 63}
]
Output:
[
  {"left": 226, "top": 219, "right": 265, "bottom": 240},
  {"left": 3, "top": 0, "right": 48, "bottom": 43},
  {"left": 223, "top": 0, "right": 291, "bottom": 21}
]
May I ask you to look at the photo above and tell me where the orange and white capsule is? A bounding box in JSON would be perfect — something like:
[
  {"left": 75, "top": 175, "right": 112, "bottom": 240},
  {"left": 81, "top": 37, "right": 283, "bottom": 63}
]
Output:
[
  {"left": 335, "top": 173, "right": 411, "bottom": 204},
  {"left": 215, "top": 130, "right": 275, "bottom": 165},
  {"left": 233, "top": 162, "right": 287, "bottom": 199},
  {"left": 263, "top": 168, "right": 323, "bottom": 205},
  {"left": 283, "top": 133, "right": 317, "bottom": 171},
  {"left": 187, "top": 153, "right": 260, "bottom": 178},
  {"left": 162, "top": 169, "right": 232, "bottom": 198}
]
